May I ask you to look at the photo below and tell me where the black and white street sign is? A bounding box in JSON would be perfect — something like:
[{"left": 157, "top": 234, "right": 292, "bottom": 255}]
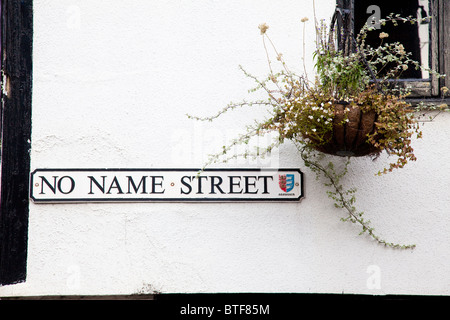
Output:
[{"left": 30, "top": 168, "right": 304, "bottom": 203}]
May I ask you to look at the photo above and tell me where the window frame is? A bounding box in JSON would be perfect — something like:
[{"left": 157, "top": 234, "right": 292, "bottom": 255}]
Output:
[{"left": 339, "top": 0, "right": 450, "bottom": 102}]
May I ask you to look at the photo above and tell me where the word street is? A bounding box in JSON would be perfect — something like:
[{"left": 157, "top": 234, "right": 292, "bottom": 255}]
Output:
[{"left": 30, "top": 168, "right": 303, "bottom": 203}]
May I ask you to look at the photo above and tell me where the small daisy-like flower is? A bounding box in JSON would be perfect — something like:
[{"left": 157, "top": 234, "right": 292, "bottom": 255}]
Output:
[
  {"left": 258, "top": 23, "right": 269, "bottom": 34},
  {"left": 395, "top": 44, "right": 406, "bottom": 55},
  {"left": 401, "top": 64, "right": 408, "bottom": 70},
  {"left": 379, "top": 32, "right": 389, "bottom": 39}
]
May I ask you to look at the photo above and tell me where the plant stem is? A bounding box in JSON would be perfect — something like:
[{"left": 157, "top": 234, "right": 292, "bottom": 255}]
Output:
[{"left": 299, "top": 145, "right": 416, "bottom": 249}]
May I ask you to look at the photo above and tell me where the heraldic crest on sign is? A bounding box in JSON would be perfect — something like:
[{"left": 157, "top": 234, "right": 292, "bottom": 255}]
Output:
[{"left": 279, "top": 174, "right": 295, "bottom": 193}]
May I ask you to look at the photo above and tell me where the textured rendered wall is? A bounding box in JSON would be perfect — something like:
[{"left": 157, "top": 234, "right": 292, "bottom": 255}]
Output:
[{"left": 1, "top": 0, "right": 450, "bottom": 296}]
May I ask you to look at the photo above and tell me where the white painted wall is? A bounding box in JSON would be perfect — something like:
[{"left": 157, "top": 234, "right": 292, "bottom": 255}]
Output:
[{"left": 1, "top": 0, "right": 450, "bottom": 296}]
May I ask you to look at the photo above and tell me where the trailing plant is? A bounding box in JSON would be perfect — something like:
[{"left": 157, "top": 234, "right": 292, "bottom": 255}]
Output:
[
  {"left": 188, "top": 9, "right": 448, "bottom": 249},
  {"left": 298, "top": 146, "right": 415, "bottom": 249}
]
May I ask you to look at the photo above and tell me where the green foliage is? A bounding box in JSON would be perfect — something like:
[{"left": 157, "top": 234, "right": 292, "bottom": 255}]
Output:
[{"left": 314, "top": 50, "right": 368, "bottom": 99}]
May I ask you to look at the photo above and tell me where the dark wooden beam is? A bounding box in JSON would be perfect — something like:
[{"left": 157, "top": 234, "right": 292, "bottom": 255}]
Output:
[{"left": 0, "top": 0, "right": 33, "bottom": 285}]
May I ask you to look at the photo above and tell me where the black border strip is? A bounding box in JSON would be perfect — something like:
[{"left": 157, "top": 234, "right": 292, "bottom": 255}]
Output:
[
  {"left": 0, "top": 0, "right": 33, "bottom": 285},
  {"left": 30, "top": 168, "right": 304, "bottom": 203}
]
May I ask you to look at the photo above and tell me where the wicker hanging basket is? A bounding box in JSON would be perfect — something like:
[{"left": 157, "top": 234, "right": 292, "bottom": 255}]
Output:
[{"left": 312, "top": 103, "right": 382, "bottom": 157}]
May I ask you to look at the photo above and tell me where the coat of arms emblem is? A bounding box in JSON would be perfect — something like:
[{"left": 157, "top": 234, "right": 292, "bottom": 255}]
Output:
[{"left": 279, "top": 174, "right": 295, "bottom": 192}]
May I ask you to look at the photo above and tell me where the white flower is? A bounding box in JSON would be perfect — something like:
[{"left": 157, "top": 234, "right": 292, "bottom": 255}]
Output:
[{"left": 395, "top": 44, "right": 406, "bottom": 55}]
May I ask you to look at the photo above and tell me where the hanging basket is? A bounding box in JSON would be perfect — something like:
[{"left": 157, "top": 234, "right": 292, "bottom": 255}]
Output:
[
  {"left": 310, "top": 5, "right": 382, "bottom": 158},
  {"left": 312, "top": 103, "right": 382, "bottom": 157}
]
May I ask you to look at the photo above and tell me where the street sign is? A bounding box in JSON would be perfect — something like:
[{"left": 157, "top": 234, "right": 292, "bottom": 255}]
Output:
[{"left": 30, "top": 168, "right": 304, "bottom": 203}]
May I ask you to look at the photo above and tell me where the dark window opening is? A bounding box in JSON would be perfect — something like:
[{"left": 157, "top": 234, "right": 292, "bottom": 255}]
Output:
[
  {"left": 340, "top": 0, "right": 450, "bottom": 99},
  {"left": 354, "top": 0, "right": 429, "bottom": 80}
]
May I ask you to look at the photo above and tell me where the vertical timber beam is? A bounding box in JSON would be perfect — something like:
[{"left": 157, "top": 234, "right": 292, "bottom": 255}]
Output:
[
  {"left": 0, "top": 0, "right": 33, "bottom": 285},
  {"left": 440, "top": 0, "right": 450, "bottom": 89},
  {"left": 431, "top": 0, "right": 439, "bottom": 96}
]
